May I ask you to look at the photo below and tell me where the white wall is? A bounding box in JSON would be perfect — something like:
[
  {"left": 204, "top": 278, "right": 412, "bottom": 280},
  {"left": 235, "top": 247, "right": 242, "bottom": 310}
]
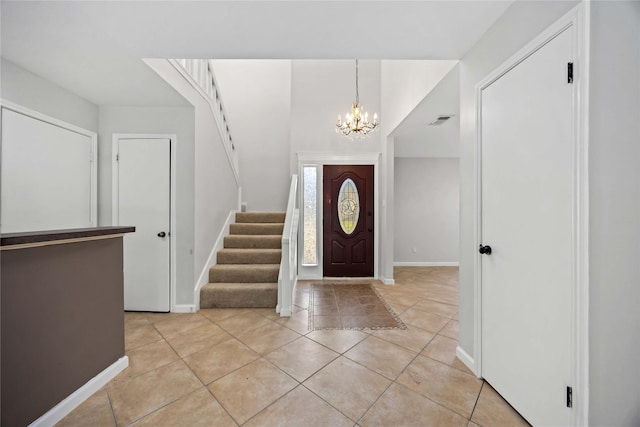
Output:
[
  {"left": 98, "top": 106, "right": 196, "bottom": 305},
  {"left": 211, "top": 60, "right": 291, "bottom": 212},
  {"left": 1, "top": 58, "right": 98, "bottom": 131},
  {"left": 290, "top": 60, "right": 384, "bottom": 161},
  {"left": 588, "top": 2, "right": 640, "bottom": 424},
  {"left": 144, "top": 59, "right": 240, "bottom": 306},
  {"left": 381, "top": 60, "right": 457, "bottom": 137},
  {"left": 457, "top": 0, "right": 578, "bottom": 356},
  {"left": 394, "top": 158, "right": 459, "bottom": 264}
]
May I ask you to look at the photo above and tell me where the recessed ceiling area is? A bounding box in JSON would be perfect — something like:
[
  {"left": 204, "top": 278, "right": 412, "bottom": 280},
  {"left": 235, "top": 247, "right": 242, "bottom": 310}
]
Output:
[
  {"left": 0, "top": 1, "right": 513, "bottom": 106},
  {"left": 392, "top": 64, "right": 460, "bottom": 158}
]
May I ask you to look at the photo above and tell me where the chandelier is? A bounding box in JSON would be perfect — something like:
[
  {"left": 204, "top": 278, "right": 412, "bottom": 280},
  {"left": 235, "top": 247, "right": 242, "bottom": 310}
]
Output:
[{"left": 336, "top": 60, "right": 379, "bottom": 138}]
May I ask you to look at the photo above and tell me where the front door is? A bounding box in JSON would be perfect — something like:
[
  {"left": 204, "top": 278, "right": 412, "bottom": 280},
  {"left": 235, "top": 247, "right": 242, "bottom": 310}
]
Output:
[
  {"left": 480, "top": 26, "right": 574, "bottom": 425},
  {"left": 115, "top": 137, "right": 171, "bottom": 312},
  {"left": 323, "top": 165, "right": 374, "bottom": 277}
]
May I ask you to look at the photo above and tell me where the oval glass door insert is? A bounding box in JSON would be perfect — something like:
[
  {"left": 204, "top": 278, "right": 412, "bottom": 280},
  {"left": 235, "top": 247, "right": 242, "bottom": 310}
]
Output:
[{"left": 338, "top": 178, "right": 360, "bottom": 235}]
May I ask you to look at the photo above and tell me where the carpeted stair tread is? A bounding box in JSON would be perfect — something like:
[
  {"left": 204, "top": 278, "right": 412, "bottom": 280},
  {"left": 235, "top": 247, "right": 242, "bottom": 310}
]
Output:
[
  {"left": 224, "top": 235, "right": 281, "bottom": 249},
  {"left": 200, "top": 283, "right": 277, "bottom": 308},
  {"left": 209, "top": 264, "right": 280, "bottom": 283},
  {"left": 217, "top": 248, "right": 282, "bottom": 264},
  {"left": 230, "top": 223, "right": 284, "bottom": 235},
  {"left": 236, "top": 212, "right": 286, "bottom": 224}
]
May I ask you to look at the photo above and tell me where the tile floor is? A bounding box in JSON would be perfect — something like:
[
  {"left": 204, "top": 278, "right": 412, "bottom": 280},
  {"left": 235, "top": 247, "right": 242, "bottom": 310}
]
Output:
[
  {"left": 56, "top": 267, "right": 530, "bottom": 427},
  {"left": 309, "top": 282, "right": 404, "bottom": 330}
]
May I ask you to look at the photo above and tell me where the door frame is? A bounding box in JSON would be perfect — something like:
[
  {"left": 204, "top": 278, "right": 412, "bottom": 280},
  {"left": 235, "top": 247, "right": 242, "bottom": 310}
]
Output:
[
  {"left": 471, "top": 3, "right": 589, "bottom": 426},
  {"left": 112, "top": 134, "right": 178, "bottom": 312},
  {"left": 297, "top": 152, "right": 380, "bottom": 280}
]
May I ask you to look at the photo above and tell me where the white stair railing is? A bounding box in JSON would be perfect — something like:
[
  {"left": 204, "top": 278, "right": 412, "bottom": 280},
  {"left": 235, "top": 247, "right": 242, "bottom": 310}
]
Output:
[
  {"left": 169, "top": 59, "right": 240, "bottom": 183},
  {"left": 277, "top": 175, "right": 299, "bottom": 317}
]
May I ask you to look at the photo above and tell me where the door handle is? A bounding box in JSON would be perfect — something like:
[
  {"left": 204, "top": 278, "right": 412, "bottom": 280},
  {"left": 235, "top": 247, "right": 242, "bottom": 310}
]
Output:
[
  {"left": 479, "top": 244, "right": 492, "bottom": 255},
  {"left": 157, "top": 232, "right": 167, "bottom": 238}
]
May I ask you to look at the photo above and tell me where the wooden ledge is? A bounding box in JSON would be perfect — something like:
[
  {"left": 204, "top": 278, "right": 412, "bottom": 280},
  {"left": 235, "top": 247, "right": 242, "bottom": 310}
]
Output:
[{"left": 1, "top": 226, "right": 135, "bottom": 250}]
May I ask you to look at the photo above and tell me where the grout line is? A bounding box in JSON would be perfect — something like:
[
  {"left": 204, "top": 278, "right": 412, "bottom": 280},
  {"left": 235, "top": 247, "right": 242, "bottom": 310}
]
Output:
[{"left": 469, "top": 380, "right": 486, "bottom": 423}]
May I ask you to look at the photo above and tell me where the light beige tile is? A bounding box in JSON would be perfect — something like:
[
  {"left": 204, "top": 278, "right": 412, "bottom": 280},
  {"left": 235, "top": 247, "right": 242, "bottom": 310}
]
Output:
[
  {"left": 360, "top": 383, "right": 467, "bottom": 427},
  {"left": 111, "top": 340, "right": 179, "bottom": 385},
  {"left": 144, "top": 312, "right": 189, "bottom": 323},
  {"left": 344, "top": 336, "right": 416, "bottom": 380},
  {"left": 153, "top": 314, "right": 211, "bottom": 339},
  {"left": 124, "top": 312, "right": 150, "bottom": 330},
  {"left": 373, "top": 327, "right": 435, "bottom": 353},
  {"left": 244, "top": 385, "right": 352, "bottom": 427},
  {"left": 164, "top": 322, "right": 232, "bottom": 358},
  {"left": 382, "top": 293, "right": 419, "bottom": 307},
  {"left": 275, "top": 309, "right": 311, "bottom": 334},
  {"left": 454, "top": 311, "right": 459, "bottom": 320},
  {"left": 304, "top": 356, "right": 391, "bottom": 422},
  {"left": 237, "top": 321, "right": 300, "bottom": 354},
  {"left": 55, "top": 390, "right": 115, "bottom": 427},
  {"left": 422, "top": 334, "right": 472, "bottom": 374},
  {"left": 306, "top": 329, "right": 369, "bottom": 353},
  {"left": 412, "top": 299, "right": 458, "bottom": 318},
  {"left": 215, "top": 312, "right": 275, "bottom": 337},
  {"left": 265, "top": 337, "right": 339, "bottom": 381},
  {"left": 183, "top": 338, "right": 259, "bottom": 385},
  {"left": 386, "top": 302, "right": 410, "bottom": 314},
  {"left": 440, "top": 319, "right": 459, "bottom": 339},
  {"left": 471, "top": 383, "right": 530, "bottom": 427},
  {"left": 199, "top": 308, "right": 252, "bottom": 322},
  {"left": 400, "top": 308, "right": 450, "bottom": 333},
  {"left": 209, "top": 358, "right": 298, "bottom": 424},
  {"left": 397, "top": 355, "right": 482, "bottom": 418},
  {"left": 109, "top": 360, "right": 202, "bottom": 426},
  {"left": 131, "top": 388, "right": 235, "bottom": 427},
  {"left": 125, "top": 325, "right": 163, "bottom": 351}
]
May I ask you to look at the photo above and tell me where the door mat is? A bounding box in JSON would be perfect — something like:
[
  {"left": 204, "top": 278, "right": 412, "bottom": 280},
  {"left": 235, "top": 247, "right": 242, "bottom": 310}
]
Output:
[{"left": 308, "top": 282, "right": 407, "bottom": 331}]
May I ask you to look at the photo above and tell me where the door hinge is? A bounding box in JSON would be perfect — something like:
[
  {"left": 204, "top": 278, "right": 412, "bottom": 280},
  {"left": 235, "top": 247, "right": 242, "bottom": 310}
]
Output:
[
  {"left": 116, "top": 153, "right": 119, "bottom": 162},
  {"left": 566, "top": 386, "right": 573, "bottom": 408},
  {"left": 567, "top": 62, "right": 574, "bottom": 84}
]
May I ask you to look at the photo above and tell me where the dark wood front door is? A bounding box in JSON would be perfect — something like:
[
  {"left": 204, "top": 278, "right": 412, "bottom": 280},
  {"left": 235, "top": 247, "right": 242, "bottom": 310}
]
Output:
[{"left": 323, "top": 165, "right": 374, "bottom": 277}]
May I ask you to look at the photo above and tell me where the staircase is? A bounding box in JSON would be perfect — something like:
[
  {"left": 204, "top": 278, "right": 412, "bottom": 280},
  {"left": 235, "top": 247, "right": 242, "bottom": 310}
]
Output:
[{"left": 200, "top": 212, "right": 285, "bottom": 308}]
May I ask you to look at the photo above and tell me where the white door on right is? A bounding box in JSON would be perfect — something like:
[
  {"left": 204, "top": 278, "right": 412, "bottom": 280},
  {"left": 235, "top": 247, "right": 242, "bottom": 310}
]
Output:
[{"left": 481, "top": 27, "right": 574, "bottom": 425}]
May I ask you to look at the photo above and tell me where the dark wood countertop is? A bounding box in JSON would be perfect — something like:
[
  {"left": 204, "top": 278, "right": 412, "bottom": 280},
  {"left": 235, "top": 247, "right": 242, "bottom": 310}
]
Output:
[{"left": 1, "top": 226, "right": 135, "bottom": 247}]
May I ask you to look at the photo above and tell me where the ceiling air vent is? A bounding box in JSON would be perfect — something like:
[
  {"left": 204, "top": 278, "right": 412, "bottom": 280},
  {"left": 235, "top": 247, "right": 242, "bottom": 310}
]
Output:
[{"left": 429, "top": 115, "right": 454, "bottom": 126}]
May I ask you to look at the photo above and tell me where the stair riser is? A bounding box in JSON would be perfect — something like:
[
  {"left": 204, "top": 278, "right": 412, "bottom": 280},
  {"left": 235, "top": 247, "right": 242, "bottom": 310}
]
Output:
[
  {"left": 236, "top": 212, "right": 286, "bottom": 224},
  {"left": 229, "top": 223, "right": 284, "bottom": 235},
  {"left": 224, "top": 236, "right": 281, "bottom": 249},
  {"left": 209, "top": 268, "right": 279, "bottom": 283},
  {"left": 217, "top": 251, "right": 282, "bottom": 264}
]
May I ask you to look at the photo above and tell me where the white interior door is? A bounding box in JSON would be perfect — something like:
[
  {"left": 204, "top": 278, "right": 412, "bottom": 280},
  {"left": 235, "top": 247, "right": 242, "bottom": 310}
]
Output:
[
  {"left": 480, "top": 27, "right": 574, "bottom": 425},
  {"left": 116, "top": 138, "right": 170, "bottom": 312}
]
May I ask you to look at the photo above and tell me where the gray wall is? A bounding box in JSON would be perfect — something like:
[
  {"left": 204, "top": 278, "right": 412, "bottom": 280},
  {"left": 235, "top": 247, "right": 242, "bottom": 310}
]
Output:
[
  {"left": 588, "top": 2, "right": 640, "bottom": 424},
  {"left": 457, "top": 0, "right": 578, "bottom": 358},
  {"left": 1, "top": 58, "right": 98, "bottom": 132},
  {"left": 394, "top": 157, "right": 459, "bottom": 264},
  {"left": 98, "top": 106, "right": 196, "bottom": 305}
]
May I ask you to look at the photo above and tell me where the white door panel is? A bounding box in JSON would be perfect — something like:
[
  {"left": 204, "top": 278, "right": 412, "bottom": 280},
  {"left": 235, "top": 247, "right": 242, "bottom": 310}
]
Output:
[
  {"left": 117, "top": 138, "right": 170, "bottom": 312},
  {"left": 1, "top": 108, "right": 94, "bottom": 232},
  {"left": 481, "top": 27, "right": 573, "bottom": 425}
]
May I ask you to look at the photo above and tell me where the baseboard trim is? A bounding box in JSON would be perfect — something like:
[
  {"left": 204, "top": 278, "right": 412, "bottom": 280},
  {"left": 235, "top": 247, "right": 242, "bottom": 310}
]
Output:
[
  {"left": 28, "top": 356, "right": 129, "bottom": 427},
  {"left": 456, "top": 346, "right": 478, "bottom": 378},
  {"left": 382, "top": 278, "right": 395, "bottom": 285},
  {"left": 394, "top": 262, "right": 459, "bottom": 267},
  {"left": 173, "top": 304, "right": 196, "bottom": 313},
  {"left": 193, "top": 210, "right": 236, "bottom": 310}
]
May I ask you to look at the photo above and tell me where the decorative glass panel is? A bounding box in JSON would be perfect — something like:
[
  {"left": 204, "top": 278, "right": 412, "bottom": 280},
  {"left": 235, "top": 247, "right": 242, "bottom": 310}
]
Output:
[
  {"left": 338, "top": 178, "right": 360, "bottom": 235},
  {"left": 303, "top": 166, "right": 317, "bottom": 265}
]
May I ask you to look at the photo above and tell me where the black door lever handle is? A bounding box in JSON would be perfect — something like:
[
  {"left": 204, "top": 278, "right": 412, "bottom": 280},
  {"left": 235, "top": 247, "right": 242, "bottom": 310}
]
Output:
[{"left": 479, "top": 244, "right": 492, "bottom": 255}]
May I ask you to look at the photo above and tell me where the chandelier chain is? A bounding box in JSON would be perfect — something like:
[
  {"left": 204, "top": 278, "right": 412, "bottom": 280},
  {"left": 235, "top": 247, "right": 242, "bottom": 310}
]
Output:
[{"left": 355, "top": 59, "right": 359, "bottom": 104}]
